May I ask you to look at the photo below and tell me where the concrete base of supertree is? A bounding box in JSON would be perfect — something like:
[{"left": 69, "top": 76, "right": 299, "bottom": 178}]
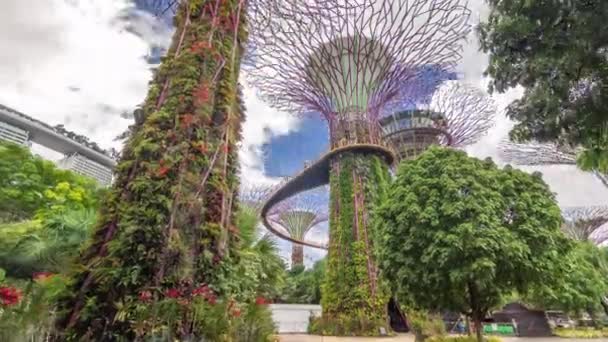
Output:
[{"left": 314, "top": 151, "right": 391, "bottom": 336}]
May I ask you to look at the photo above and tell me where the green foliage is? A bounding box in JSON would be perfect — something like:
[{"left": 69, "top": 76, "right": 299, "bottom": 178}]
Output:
[
  {"left": 281, "top": 259, "right": 325, "bottom": 304},
  {"left": 320, "top": 153, "right": 390, "bottom": 335},
  {"left": 554, "top": 327, "right": 608, "bottom": 338},
  {"left": 408, "top": 310, "right": 446, "bottom": 342},
  {"left": 227, "top": 205, "right": 287, "bottom": 302},
  {"left": 526, "top": 242, "right": 608, "bottom": 316},
  {"left": 478, "top": 0, "right": 608, "bottom": 171},
  {"left": 0, "top": 141, "right": 100, "bottom": 222},
  {"left": 426, "top": 337, "right": 502, "bottom": 342},
  {"left": 233, "top": 301, "right": 277, "bottom": 342},
  {"left": 0, "top": 209, "right": 96, "bottom": 279},
  {"left": 376, "top": 147, "right": 570, "bottom": 342},
  {"left": 0, "top": 274, "right": 69, "bottom": 342}
]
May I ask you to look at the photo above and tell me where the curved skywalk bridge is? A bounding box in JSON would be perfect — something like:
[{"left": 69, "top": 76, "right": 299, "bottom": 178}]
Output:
[{"left": 261, "top": 143, "right": 395, "bottom": 250}]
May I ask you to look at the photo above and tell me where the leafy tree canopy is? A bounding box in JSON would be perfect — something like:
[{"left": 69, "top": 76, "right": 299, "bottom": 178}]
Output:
[
  {"left": 0, "top": 141, "right": 101, "bottom": 222},
  {"left": 478, "top": 0, "right": 608, "bottom": 170},
  {"left": 280, "top": 259, "right": 326, "bottom": 304},
  {"left": 525, "top": 242, "right": 608, "bottom": 317},
  {"left": 376, "top": 147, "right": 570, "bottom": 342}
]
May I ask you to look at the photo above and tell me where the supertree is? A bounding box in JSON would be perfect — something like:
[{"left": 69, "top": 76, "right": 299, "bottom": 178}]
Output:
[
  {"left": 246, "top": 0, "right": 471, "bottom": 334},
  {"left": 53, "top": 0, "right": 248, "bottom": 339},
  {"left": 379, "top": 82, "right": 495, "bottom": 161},
  {"left": 498, "top": 140, "right": 608, "bottom": 187},
  {"left": 268, "top": 188, "right": 329, "bottom": 267},
  {"left": 562, "top": 206, "right": 608, "bottom": 245}
]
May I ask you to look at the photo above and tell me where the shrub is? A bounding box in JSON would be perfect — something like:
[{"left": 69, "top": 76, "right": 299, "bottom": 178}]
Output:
[
  {"left": 554, "top": 327, "right": 608, "bottom": 338},
  {"left": 426, "top": 337, "right": 501, "bottom": 342},
  {"left": 408, "top": 310, "right": 446, "bottom": 342},
  {"left": 308, "top": 311, "right": 390, "bottom": 337}
]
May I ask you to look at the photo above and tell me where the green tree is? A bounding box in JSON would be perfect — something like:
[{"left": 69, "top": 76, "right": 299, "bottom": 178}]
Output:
[
  {"left": 0, "top": 141, "right": 100, "bottom": 222},
  {"left": 281, "top": 259, "right": 326, "bottom": 304},
  {"left": 478, "top": 0, "right": 608, "bottom": 171},
  {"left": 525, "top": 242, "right": 608, "bottom": 322},
  {"left": 376, "top": 147, "right": 570, "bottom": 342}
]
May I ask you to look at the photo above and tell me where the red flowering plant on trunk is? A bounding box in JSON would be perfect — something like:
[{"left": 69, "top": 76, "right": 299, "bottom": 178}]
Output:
[{"left": 0, "top": 286, "right": 22, "bottom": 307}]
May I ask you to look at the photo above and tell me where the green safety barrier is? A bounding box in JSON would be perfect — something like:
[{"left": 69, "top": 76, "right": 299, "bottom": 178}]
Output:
[{"left": 483, "top": 323, "right": 516, "bottom": 335}]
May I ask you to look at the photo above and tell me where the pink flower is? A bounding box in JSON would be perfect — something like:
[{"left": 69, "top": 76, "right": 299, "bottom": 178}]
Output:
[
  {"left": 165, "top": 288, "right": 181, "bottom": 299},
  {"left": 33, "top": 272, "right": 54, "bottom": 281},
  {"left": 0, "top": 287, "right": 22, "bottom": 306},
  {"left": 139, "top": 290, "right": 152, "bottom": 302}
]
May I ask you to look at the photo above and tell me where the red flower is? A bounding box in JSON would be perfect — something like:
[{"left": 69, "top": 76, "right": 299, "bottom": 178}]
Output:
[
  {"left": 0, "top": 286, "right": 22, "bottom": 306},
  {"left": 139, "top": 290, "right": 152, "bottom": 302},
  {"left": 192, "top": 285, "right": 210, "bottom": 297},
  {"left": 193, "top": 85, "right": 210, "bottom": 106},
  {"left": 157, "top": 166, "right": 170, "bottom": 177},
  {"left": 165, "top": 288, "right": 181, "bottom": 299},
  {"left": 255, "top": 297, "right": 267, "bottom": 306},
  {"left": 33, "top": 272, "right": 53, "bottom": 281},
  {"left": 231, "top": 308, "right": 241, "bottom": 317},
  {"left": 207, "top": 294, "right": 217, "bottom": 305},
  {"left": 180, "top": 114, "right": 197, "bottom": 128}
]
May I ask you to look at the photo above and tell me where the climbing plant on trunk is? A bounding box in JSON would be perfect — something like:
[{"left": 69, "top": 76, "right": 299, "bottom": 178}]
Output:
[{"left": 54, "top": 0, "right": 248, "bottom": 339}]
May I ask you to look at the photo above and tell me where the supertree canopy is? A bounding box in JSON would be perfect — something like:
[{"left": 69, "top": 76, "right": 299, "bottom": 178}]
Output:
[
  {"left": 247, "top": 0, "right": 471, "bottom": 335},
  {"left": 562, "top": 206, "right": 608, "bottom": 245},
  {"left": 268, "top": 189, "right": 329, "bottom": 267},
  {"left": 379, "top": 82, "right": 495, "bottom": 161},
  {"left": 498, "top": 140, "right": 608, "bottom": 187}
]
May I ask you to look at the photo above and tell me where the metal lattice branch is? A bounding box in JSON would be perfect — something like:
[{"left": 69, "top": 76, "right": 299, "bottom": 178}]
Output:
[
  {"left": 267, "top": 187, "right": 329, "bottom": 241},
  {"left": 562, "top": 206, "right": 608, "bottom": 245},
  {"left": 498, "top": 140, "right": 579, "bottom": 166},
  {"left": 431, "top": 82, "right": 496, "bottom": 147},
  {"left": 245, "top": 0, "right": 471, "bottom": 125}
]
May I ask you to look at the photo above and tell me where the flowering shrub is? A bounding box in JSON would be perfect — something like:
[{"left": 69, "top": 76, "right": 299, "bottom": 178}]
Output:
[{"left": 0, "top": 286, "right": 22, "bottom": 306}]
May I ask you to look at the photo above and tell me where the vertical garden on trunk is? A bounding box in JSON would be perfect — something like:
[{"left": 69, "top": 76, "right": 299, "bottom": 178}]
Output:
[
  {"left": 54, "top": 0, "right": 248, "bottom": 339},
  {"left": 315, "top": 151, "right": 391, "bottom": 335}
]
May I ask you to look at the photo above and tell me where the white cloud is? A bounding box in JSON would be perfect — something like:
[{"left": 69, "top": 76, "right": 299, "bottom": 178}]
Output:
[
  {"left": 3, "top": 0, "right": 607, "bottom": 266},
  {"left": 0, "top": 0, "right": 157, "bottom": 150}
]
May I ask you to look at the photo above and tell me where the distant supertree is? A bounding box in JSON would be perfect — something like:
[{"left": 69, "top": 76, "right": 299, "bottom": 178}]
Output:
[
  {"left": 246, "top": 0, "right": 471, "bottom": 333},
  {"left": 498, "top": 140, "right": 608, "bottom": 187},
  {"left": 562, "top": 206, "right": 608, "bottom": 245},
  {"left": 379, "top": 82, "right": 495, "bottom": 161},
  {"left": 268, "top": 189, "right": 329, "bottom": 267}
]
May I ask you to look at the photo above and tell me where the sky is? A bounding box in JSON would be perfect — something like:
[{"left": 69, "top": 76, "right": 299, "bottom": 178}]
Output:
[{"left": 2, "top": 0, "right": 608, "bottom": 266}]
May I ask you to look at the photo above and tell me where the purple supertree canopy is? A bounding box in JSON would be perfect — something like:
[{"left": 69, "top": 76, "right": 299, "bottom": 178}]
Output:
[
  {"left": 245, "top": 0, "right": 471, "bottom": 128},
  {"left": 267, "top": 187, "right": 329, "bottom": 243},
  {"left": 562, "top": 206, "right": 608, "bottom": 245}
]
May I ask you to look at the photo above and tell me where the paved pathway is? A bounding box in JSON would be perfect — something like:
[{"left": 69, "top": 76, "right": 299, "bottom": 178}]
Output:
[{"left": 278, "top": 334, "right": 608, "bottom": 342}]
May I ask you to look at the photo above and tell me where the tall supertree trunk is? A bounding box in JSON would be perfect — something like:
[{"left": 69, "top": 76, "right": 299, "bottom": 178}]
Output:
[
  {"left": 54, "top": 0, "right": 247, "bottom": 339},
  {"left": 321, "top": 119, "right": 391, "bottom": 334},
  {"left": 292, "top": 244, "right": 304, "bottom": 267}
]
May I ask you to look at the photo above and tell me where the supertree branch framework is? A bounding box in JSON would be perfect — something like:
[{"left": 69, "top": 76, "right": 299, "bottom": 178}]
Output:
[
  {"left": 499, "top": 141, "right": 579, "bottom": 166},
  {"left": 246, "top": 0, "right": 471, "bottom": 144},
  {"left": 498, "top": 140, "right": 608, "bottom": 188},
  {"left": 562, "top": 206, "right": 608, "bottom": 245},
  {"left": 268, "top": 189, "right": 329, "bottom": 267},
  {"left": 246, "top": 0, "right": 471, "bottom": 334},
  {"left": 380, "top": 82, "right": 495, "bottom": 161}
]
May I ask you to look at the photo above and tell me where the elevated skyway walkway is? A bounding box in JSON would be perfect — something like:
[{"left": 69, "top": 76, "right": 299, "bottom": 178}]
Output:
[{"left": 261, "top": 143, "right": 394, "bottom": 250}]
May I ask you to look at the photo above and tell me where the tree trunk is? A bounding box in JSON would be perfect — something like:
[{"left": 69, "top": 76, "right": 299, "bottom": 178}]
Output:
[
  {"left": 466, "top": 316, "right": 472, "bottom": 336},
  {"left": 319, "top": 114, "right": 390, "bottom": 335},
  {"left": 474, "top": 317, "right": 483, "bottom": 342},
  {"left": 291, "top": 244, "right": 304, "bottom": 267}
]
